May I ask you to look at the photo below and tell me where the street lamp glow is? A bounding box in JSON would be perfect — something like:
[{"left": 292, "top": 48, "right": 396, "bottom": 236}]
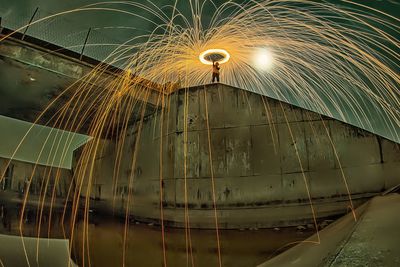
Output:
[{"left": 253, "top": 48, "right": 274, "bottom": 71}]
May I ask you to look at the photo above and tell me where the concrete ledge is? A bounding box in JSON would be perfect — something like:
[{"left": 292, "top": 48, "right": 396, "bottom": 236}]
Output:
[{"left": 89, "top": 193, "right": 372, "bottom": 229}]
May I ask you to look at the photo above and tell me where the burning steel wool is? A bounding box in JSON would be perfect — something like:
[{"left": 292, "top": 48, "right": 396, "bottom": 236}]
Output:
[{"left": 0, "top": 1, "right": 399, "bottom": 267}]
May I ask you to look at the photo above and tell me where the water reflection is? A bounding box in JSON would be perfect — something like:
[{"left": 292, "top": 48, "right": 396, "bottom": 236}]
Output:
[
  {"left": 0, "top": 203, "right": 68, "bottom": 238},
  {"left": 0, "top": 203, "right": 314, "bottom": 267}
]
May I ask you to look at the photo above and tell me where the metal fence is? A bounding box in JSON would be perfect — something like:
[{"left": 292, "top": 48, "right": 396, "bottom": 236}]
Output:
[{"left": 0, "top": 5, "right": 129, "bottom": 67}]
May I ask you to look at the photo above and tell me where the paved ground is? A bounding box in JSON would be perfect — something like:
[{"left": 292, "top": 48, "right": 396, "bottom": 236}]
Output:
[
  {"left": 258, "top": 193, "right": 400, "bottom": 267},
  {"left": 0, "top": 234, "right": 77, "bottom": 267}
]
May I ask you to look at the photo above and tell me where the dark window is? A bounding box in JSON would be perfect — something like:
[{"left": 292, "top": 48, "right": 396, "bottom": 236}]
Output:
[
  {"left": 1, "top": 165, "right": 13, "bottom": 191},
  {"left": 47, "top": 178, "right": 55, "bottom": 197}
]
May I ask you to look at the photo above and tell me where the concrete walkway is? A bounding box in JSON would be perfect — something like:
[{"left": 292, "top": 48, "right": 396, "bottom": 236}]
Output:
[
  {"left": 0, "top": 234, "right": 77, "bottom": 267},
  {"left": 258, "top": 194, "right": 400, "bottom": 267}
]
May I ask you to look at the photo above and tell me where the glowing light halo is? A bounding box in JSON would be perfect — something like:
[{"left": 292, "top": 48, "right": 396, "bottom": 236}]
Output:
[
  {"left": 199, "top": 48, "right": 230, "bottom": 65},
  {"left": 253, "top": 48, "right": 274, "bottom": 71}
]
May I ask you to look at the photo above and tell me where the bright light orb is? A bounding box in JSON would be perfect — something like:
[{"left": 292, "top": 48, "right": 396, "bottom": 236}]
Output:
[
  {"left": 253, "top": 48, "right": 274, "bottom": 71},
  {"left": 199, "top": 49, "right": 230, "bottom": 65}
]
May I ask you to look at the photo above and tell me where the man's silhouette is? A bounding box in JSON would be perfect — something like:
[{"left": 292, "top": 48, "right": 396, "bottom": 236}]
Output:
[{"left": 212, "top": 61, "right": 220, "bottom": 83}]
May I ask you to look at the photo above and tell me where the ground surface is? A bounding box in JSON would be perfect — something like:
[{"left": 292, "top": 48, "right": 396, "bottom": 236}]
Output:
[{"left": 259, "top": 193, "right": 400, "bottom": 267}]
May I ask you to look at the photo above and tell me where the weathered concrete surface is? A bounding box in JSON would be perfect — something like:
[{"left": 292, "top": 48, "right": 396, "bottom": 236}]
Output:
[
  {"left": 0, "top": 234, "right": 77, "bottom": 267},
  {"left": 258, "top": 193, "right": 400, "bottom": 267},
  {"left": 0, "top": 33, "right": 162, "bottom": 135},
  {"left": 0, "top": 157, "right": 72, "bottom": 207},
  {"left": 78, "top": 83, "right": 400, "bottom": 228}
]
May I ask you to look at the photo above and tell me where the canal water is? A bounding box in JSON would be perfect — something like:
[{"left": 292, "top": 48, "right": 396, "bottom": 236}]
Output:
[{"left": 0, "top": 204, "right": 315, "bottom": 267}]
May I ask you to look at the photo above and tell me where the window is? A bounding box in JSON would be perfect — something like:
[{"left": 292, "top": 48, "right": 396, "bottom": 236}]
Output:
[
  {"left": 1, "top": 164, "right": 13, "bottom": 191},
  {"left": 95, "top": 185, "right": 102, "bottom": 200}
]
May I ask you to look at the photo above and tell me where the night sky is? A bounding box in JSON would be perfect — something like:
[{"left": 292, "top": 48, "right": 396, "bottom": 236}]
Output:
[{"left": 1, "top": 0, "right": 398, "bottom": 61}]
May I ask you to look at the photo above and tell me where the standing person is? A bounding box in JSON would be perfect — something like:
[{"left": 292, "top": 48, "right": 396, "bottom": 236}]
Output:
[{"left": 212, "top": 61, "right": 220, "bottom": 83}]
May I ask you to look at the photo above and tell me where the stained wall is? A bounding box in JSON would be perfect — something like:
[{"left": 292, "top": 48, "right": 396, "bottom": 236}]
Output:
[{"left": 79, "top": 84, "right": 400, "bottom": 228}]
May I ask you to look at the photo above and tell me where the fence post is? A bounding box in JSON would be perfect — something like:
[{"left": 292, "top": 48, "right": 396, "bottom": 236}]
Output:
[
  {"left": 80, "top": 27, "right": 92, "bottom": 61},
  {"left": 22, "top": 7, "right": 39, "bottom": 40}
]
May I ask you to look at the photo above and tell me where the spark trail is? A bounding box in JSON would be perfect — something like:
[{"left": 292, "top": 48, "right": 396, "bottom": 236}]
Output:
[{"left": 0, "top": 0, "right": 399, "bottom": 266}]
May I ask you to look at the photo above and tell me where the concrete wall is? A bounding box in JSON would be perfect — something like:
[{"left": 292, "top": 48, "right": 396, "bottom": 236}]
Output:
[
  {"left": 0, "top": 157, "right": 72, "bottom": 206},
  {"left": 79, "top": 84, "right": 400, "bottom": 228}
]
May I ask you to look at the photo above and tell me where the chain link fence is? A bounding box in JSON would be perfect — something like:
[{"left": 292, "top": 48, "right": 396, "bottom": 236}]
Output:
[{"left": 0, "top": 5, "right": 132, "bottom": 68}]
